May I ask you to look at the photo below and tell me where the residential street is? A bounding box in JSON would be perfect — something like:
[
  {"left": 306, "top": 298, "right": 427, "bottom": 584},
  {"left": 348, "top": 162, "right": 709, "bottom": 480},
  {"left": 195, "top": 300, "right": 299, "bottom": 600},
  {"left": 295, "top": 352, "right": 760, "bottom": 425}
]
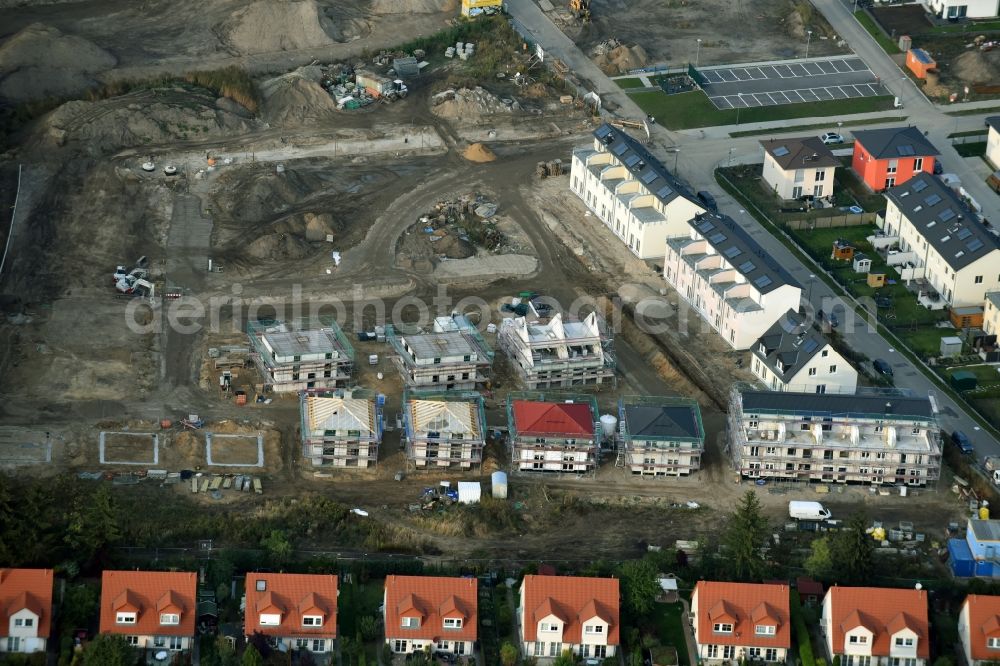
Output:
[{"left": 506, "top": 0, "right": 1000, "bottom": 456}]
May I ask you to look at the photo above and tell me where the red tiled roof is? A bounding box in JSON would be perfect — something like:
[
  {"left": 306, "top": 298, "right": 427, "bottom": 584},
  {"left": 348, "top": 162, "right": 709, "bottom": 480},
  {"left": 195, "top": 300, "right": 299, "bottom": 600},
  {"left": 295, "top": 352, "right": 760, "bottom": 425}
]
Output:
[
  {"left": 0, "top": 569, "right": 53, "bottom": 639},
  {"left": 384, "top": 576, "right": 478, "bottom": 643},
  {"left": 512, "top": 401, "right": 595, "bottom": 437},
  {"left": 827, "top": 587, "right": 929, "bottom": 658},
  {"left": 692, "top": 582, "right": 791, "bottom": 650},
  {"left": 963, "top": 594, "right": 1000, "bottom": 661},
  {"left": 796, "top": 577, "right": 824, "bottom": 597},
  {"left": 245, "top": 573, "right": 338, "bottom": 640},
  {"left": 521, "top": 575, "right": 620, "bottom": 644},
  {"left": 100, "top": 571, "right": 197, "bottom": 638}
]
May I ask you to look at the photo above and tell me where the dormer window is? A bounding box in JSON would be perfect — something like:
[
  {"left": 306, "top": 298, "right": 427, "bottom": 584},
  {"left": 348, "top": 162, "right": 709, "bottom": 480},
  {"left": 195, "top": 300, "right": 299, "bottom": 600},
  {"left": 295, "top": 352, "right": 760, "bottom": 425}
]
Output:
[
  {"left": 160, "top": 613, "right": 180, "bottom": 625},
  {"left": 14, "top": 619, "right": 33, "bottom": 628},
  {"left": 540, "top": 622, "right": 559, "bottom": 632},
  {"left": 259, "top": 614, "right": 281, "bottom": 626},
  {"left": 849, "top": 635, "right": 868, "bottom": 644},
  {"left": 988, "top": 637, "right": 1000, "bottom": 649},
  {"left": 755, "top": 624, "right": 775, "bottom": 636},
  {"left": 713, "top": 623, "right": 733, "bottom": 634},
  {"left": 116, "top": 612, "right": 137, "bottom": 625},
  {"left": 303, "top": 615, "right": 323, "bottom": 627},
  {"left": 443, "top": 618, "right": 463, "bottom": 629},
  {"left": 401, "top": 617, "right": 420, "bottom": 628},
  {"left": 585, "top": 625, "right": 604, "bottom": 634},
  {"left": 894, "top": 637, "right": 914, "bottom": 647}
]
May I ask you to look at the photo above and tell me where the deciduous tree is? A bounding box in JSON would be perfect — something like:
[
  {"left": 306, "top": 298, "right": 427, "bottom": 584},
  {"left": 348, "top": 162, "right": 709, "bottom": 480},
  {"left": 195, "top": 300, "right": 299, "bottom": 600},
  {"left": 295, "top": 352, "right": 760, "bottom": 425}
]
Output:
[
  {"left": 832, "top": 512, "right": 874, "bottom": 584},
  {"left": 80, "top": 634, "right": 134, "bottom": 666}
]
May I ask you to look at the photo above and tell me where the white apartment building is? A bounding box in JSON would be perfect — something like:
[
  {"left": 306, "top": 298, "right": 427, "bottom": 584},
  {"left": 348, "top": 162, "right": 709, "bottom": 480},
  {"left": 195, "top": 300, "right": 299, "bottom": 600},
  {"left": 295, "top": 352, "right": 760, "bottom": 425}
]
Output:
[
  {"left": 498, "top": 312, "right": 615, "bottom": 389},
  {"left": 663, "top": 213, "right": 802, "bottom": 350},
  {"left": 924, "top": 0, "right": 999, "bottom": 18},
  {"left": 387, "top": 316, "right": 493, "bottom": 391},
  {"left": 988, "top": 117, "right": 1000, "bottom": 167},
  {"left": 751, "top": 310, "right": 858, "bottom": 394},
  {"left": 879, "top": 173, "right": 1000, "bottom": 308},
  {"left": 729, "top": 387, "right": 941, "bottom": 486},
  {"left": 570, "top": 123, "right": 705, "bottom": 260},
  {"left": 760, "top": 137, "right": 840, "bottom": 200},
  {"left": 618, "top": 396, "right": 705, "bottom": 476},
  {"left": 248, "top": 320, "right": 355, "bottom": 393}
]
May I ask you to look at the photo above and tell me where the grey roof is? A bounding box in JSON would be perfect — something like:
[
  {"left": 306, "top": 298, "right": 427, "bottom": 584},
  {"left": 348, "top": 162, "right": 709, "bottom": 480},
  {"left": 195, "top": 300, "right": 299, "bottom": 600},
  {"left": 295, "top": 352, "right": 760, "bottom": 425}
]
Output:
[
  {"left": 688, "top": 212, "right": 801, "bottom": 293},
  {"left": 263, "top": 329, "right": 347, "bottom": 357},
  {"left": 852, "top": 126, "right": 939, "bottom": 159},
  {"left": 987, "top": 291, "right": 1000, "bottom": 309},
  {"left": 404, "top": 331, "right": 478, "bottom": 359},
  {"left": 738, "top": 389, "right": 934, "bottom": 420},
  {"left": 751, "top": 310, "right": 830, "bottom": 380},
  {"left": 760, "top": 137, "right": 840, "bottom": 170},
  {"left": 970, "top": 519, "right": 1000, "bottom": 542},
  {"left": 593, "top": 124, "right": 701, "bottom": 208},
  {"left": 623, "top": 404, "right": 703, "bottom": 441},
  {"left": 885, "top": 173, "right": 1000, "bottom": 270},
  {"left": 987, "top": 116, "right": 1000, "bottom": 133}
]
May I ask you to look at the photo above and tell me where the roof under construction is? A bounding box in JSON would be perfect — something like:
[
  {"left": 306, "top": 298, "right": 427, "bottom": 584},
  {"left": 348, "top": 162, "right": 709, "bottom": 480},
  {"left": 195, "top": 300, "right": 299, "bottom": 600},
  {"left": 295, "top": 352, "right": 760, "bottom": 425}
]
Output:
[
  {"left": 302, "top": 394, "right": 377, "bottom": 435},
  {"left": 408, "top": 398, "right": 482, "bottom": 437}
]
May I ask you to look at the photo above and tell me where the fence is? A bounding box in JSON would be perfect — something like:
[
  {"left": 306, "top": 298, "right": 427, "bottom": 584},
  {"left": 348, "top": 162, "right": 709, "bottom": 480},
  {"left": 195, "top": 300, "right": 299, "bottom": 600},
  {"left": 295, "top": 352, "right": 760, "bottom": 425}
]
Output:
[{"left": 785, "top": 212, "right": 879, "bottom": 230}]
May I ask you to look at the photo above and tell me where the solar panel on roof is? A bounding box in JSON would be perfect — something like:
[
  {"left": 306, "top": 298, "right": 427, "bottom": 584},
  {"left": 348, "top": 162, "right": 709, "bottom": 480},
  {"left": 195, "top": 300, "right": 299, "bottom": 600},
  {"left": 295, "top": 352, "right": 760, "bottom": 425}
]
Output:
[
  {"left": 709, "top": 232, "right": 727, "bottom": 244},
  {"left": 779, "top": 317, "right": 798, "bottom": 333},
  {"left": 773, "top": 146, "right": 790, "bottom": 157},
  {"left": 641, "top": 170, "right": 658, "bottom": 184},
  {"left": 595, "top": 125, "right": 612, "bottom": 138},
  {"left": 897, "top": 145, "right": 915, "bottom": 156},
  {"left": 957, "top": 228, "right": 973, "bottom": 240},
  {"left": 754, "top": 275, "right": 773, "bottom": 288},
  {"left": 739, "top": 260, "right": 757, "bottom": 273},
  {"left": 624, "top": 154, "right": 641, "bottom": 167},
  {"left": 924, "top": 194, "right": 942, "bottom": 206},
  {"left": 968, "top": 239, "right": 985, "bottom": 252},
  {"left": 657, "top": 185, "right": 674, "bottom": 199},
  {"left": 802, "top": 339, "right": 819, "bottom": 353},
  {"left": 697, "top": 220, "right": 715, "bottom": 233},
  {"left": 724, "top": 245, "right": 743, "bottom": 258},
  {"left": 912, "top": 179, "right": 929, "bottom": 192},
  {"left": 612, "top": 142, "right": 628, "bottom": 156},
  {"left": 939, "top": 208, "right": 956, "bottom": 222}
]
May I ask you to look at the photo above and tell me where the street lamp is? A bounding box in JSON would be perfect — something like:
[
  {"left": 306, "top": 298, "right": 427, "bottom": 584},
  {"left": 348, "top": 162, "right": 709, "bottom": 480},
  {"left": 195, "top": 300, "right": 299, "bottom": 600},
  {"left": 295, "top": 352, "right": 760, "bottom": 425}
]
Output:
[
  {"left": 736, "top": 93, "right": 745, "bottom": 126},
  {"left": 805, "top": 30, "right": 813, "bottom": 59},
  {"left": 695, "top": 38, "right": 702, "bottom": 67},
  {"left": 807, "top": 274, "right": 816, "bottom": 305},
  {"left": 668, "top": 147, "right": 680, "bottom": 173}
]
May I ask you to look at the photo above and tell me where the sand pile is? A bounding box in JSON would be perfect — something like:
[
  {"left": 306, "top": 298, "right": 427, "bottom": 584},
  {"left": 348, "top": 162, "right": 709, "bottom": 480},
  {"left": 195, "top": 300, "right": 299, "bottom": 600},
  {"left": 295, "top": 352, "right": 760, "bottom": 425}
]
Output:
[
  {"left": 218, "top": 0, "right": 343, "bottom": 55},
  {"left": 462, "top": 142, "right": 496, "bottom": 162},
  {"left": 214, "top": 171, "right": 305, "bottom": 225},
  {"left": 245, "top": 212, "right": 340, "bottom": 261},
  {"left": 954, "top": 50, "right": 1000, "bottom": 84},
  {"left": 435, "top": 235, "right": 475, "bottom": 259},
  {"left": 0, "top": 23, "right": 117, "bottom": 102},
  {"left": 369, "top": 0, "right": 457, "bottom": 13},
  {"left": 593, "top": 44, "right": 649, "bottom": 75},
  {"left": 431, "top": 87, "right": 520, "bottom": 118},
  {"left": 259, "top": 66, "right": 339, "bottom": 126}
]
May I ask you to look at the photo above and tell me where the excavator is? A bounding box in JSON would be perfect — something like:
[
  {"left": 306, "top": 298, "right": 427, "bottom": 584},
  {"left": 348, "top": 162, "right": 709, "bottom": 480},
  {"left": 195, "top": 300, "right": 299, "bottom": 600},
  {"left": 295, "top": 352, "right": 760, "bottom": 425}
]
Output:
[{"left": 569, "top": 0, "right": 591, "bottom": 22}]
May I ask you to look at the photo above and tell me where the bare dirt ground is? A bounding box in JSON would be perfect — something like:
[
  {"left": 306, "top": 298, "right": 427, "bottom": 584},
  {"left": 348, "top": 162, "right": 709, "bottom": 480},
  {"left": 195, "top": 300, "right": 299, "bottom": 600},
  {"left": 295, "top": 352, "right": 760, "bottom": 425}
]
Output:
[{"left": 546, "top": 0, "right": 849, "bottom": 70}]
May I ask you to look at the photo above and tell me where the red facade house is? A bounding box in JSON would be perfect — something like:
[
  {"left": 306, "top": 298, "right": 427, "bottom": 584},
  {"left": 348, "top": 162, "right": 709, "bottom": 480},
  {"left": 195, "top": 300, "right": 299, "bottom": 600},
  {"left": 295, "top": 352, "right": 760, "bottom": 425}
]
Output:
[{"left": 851, "top": 127, "right": 939, "bottom": 191}]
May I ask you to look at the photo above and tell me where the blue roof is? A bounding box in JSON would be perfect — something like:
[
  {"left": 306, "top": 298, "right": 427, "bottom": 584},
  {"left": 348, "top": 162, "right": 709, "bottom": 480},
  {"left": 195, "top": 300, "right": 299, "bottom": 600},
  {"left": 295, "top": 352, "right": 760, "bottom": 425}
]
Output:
[{"left": 910, "top": 48, "right": 934, "bottom": 65}]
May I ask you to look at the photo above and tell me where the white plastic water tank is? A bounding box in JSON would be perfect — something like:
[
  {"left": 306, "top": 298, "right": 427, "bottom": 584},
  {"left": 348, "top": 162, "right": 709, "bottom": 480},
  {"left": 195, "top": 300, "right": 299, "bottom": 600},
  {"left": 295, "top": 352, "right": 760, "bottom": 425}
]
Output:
[
  {"left": 600, "top": 414, "right": 618, "bottom": 438},
  {"left": 491, "top": 471, "right": 508, "bottom": 499}
]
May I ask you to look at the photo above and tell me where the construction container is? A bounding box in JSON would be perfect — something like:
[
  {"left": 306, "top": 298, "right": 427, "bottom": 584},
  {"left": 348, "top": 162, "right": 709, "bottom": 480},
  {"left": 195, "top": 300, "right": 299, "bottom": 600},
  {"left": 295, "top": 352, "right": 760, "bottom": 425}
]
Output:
[
  {"left": 355, "top": 70, "right": 395, "bottom": 97},
  {"left": 457, "top": 481, "right": 481, "bottom": 504},
  {"left": 906, "top": 48, "right": 936, "bottom": 79},
  {"left": 491, "top": 471, "right": 508, "bottom": 499}
]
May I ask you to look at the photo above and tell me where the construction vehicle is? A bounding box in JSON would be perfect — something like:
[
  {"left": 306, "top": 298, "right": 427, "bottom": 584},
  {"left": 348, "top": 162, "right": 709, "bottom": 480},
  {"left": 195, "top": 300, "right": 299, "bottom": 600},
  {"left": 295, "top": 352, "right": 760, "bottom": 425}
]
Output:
[
  {"left": 115, "top": 269, "right": 149, "bottom": 293},
  {"left": 116, "top": 277, "right": 155, "bottom": 299},
  {"left": 569, "top": 0, "right": 591, "bottom": 21},
  {"left": 112, "top": 256, "right": 148, "bottom": 284}
]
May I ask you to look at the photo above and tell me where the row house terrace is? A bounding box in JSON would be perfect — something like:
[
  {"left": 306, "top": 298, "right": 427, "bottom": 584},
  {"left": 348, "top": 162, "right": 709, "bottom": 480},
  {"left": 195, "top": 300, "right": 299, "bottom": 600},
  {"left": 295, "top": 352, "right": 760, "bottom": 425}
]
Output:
[
  {"left": 729, "top": 387, "right": 941, "bottom": 486},
  {"left": 570, "top": 123, "right": 705, "bottom": 260},
  {"left": 498, "top": 313, "right": 615, "bottom": 389},
  {"left": 99, "top": 571, "right": 197, "bottom": 657},
  {"left": 821, "top": 586, "right": 929, "bottom": 666},
  {"left": 244, "top": 573, "right": 338, "bottom": 655},
  {"left": 690, "top": 581, "right": 791, "bottom": 664},
  {"left": 664, "top": 213, "right": 801, "bottom": 350},
  {"left": 518, "top": 575, "right": 620, "bottom": 660},
  {"left": 507, "top": 393, "right": 600, "bottom": 474},
  {"left": 402, "top": 389, "right": 487, "bottom": 469},
  {"left": 383, "top": 575, "right": 478, "bottom": 656},
  {"left": 248, "top": 320, "right": 355, "bottom": 393},
  {"left": 0, "top": 569, "right": 53, "bottom": 655}
]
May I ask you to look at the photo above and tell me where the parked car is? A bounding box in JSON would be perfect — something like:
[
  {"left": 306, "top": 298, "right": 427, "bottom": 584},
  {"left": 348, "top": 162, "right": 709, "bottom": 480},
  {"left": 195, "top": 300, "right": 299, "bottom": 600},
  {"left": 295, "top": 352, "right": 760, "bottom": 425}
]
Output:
[
  {"left": 820, "top": 132, "right": 844, "bottom": 145},
  {"left": 696, "top": 190, "right": 718, "bottom": 212},
  {"left": 873, "top": 358, "right": 893, "bottom": 376},
  {"left": 952, "top": 430, "right": 975, "bottom": 455}
]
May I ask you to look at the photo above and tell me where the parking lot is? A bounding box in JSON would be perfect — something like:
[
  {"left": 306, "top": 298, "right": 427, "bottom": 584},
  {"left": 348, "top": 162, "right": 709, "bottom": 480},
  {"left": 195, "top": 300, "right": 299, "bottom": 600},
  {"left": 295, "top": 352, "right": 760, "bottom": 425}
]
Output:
[{"left": 699, "top": 57, "right": 890, "bottom": 110}]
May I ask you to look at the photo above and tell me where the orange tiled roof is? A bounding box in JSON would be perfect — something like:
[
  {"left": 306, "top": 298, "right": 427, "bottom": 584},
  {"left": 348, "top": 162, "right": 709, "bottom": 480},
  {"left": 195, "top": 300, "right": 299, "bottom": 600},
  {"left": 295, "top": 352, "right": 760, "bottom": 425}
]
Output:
[
  {"left": 100, "top": 571, "right": 197, "bottom": 638},
  {"left": 521, "top": 575, "right": 620, "bottom": 644},
  {"left": 385, "top": 576, "right": 478, "bottom": 643},
  {"left": 963, "top": 594, "right": 1000, "bottom": 661},
  {"left": 827, "top": 586, "right": 929, "bottom": 658},
  {"left": 245, "top": 573, "right": 338, "bottom": 640},
  {"left": 692, "top": 582, "right": 791, "bottom": 650},
  {"left": 0, "top": 569, "right": 53, "bottom": 639}
]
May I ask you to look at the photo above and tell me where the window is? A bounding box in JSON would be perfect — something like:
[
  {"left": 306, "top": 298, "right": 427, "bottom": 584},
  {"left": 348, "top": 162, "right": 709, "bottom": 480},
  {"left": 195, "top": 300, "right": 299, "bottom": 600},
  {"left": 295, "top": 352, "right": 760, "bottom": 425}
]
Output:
[
  {"left": 534, "top": 642, "right": 544, "bottom": 657},
  {"left": 313, "top": 639, "right": 326, "bottom": 652},
  {"left": 116, "top": 612, "right": 137, "bottom": 625},
  {"left": 303, "top": 615, "right": 323, "bottom": 627},
  {"left": 401, "top": 617, "right": 420, "bottom": 628},
  {"left": 989, "top": 637, "right": 1000, "bottom": 649},
  {"left": 6, "top": 638, "right": 19, "bottom": 652},
  {"left": 976, "top": 275, "right": 984, "bottom": 284},
  {"left": 296, "top": 639, "right": 309, "bottom": 649},
  {"left": 765, "top": 649, "right": 778, "bottom": 662},
  {"left": 914, "top": 158, "right": 923, "bottom": 171},
  {"left": 585, "top": 625, "right": 604, "bottom": 634},
  {"left": 808, "top": 368, "right": 817, "bottom": 376},
  {"left": 126, "top": 636, "right": 139, "bottom": 647},
  {"left": 849, "top": 635, "right": 868, "bottom": 644},
  {"left": 154, "top": 636, "right": 166, "bottom": 647},
  {"left": 706, "top": 645, "right": 718, "bottom": 658},
  {"left": 160, "top": 613, "right": 180, "bottom": 625},
  {"left": 549, "top": 642, "right": 560, "bottom": 657},
  {"left": 259, "top": 614, "right": 281, "bottom": 626},
  {"left": 821, "top": 349, "right": 829, "bottom": 357},
  {"left": 815, "top": 170, "right": 826, "bottom": 182},
  {"left": 169, "top": 636, "right": 182, "bottom": 650},
  {"left": 444, "top": 618, "right": 463, "bottom": 629},
  {"left": 756, "top": 624, "right": 776, "bottom": 636},
  {"left": 794, "top": 169, "right": 805, "bottom": 183},
  {"left": 894, "top": 637, "right": 914, "bottom": 647},
  {"left": 829, "top": 365, "right": 837, "bottom": 373},
  {"left": 713, "top": 623, "right": 733, "bottom": 633},
  {"left": 887, "top": 159, "right": 898, "bottom": 174},
  {"left": 540, "top": 622, "right": 558, "bottom": 632}
]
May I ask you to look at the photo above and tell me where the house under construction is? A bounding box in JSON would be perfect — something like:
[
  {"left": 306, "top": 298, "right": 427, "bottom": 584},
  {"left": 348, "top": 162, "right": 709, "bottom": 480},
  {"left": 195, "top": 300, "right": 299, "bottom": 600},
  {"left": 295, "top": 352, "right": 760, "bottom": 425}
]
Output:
[
  {"left": 618, "top": 395, "right": 705, "bottom": 477},
  {"left": 248, "top": 320, "right": 355, "bottom": 393},
  {"left": 402, "top": 389, "right": 487, "bottom": 470},
  {"left": 506, "top": 392, "right": 600, "bottom": 474},
  {"left": 299, "top": 388, "right": 383, "bottom": 468},
  {"left": 498, "top": 312, "right": 615, "bottom": 389},
  {"left": 386, "top": 315, "right": 494, "bottom": 390}
]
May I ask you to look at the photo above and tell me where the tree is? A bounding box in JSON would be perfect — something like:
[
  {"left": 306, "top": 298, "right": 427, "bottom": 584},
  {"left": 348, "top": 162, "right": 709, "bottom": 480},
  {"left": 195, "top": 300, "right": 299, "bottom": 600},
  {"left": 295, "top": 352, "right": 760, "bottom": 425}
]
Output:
[
  {"left": 552, "top": 649, "right": 576, "bottom": 666},
  {"left": 618, "top": 558, "right": 660, "bottom": 616},
  {"left": 242, "top": 644, "right": 265, "bottom": 666},
  {"left": 358, "top": 615, "right": 380, "bottom": 641},
  {"left": 804, "top": 536, "right": 834, "bottom": 580},
  {"left": 261, "top": 530, "right": 293, "bottom": 565},
  {"left": 723, "top": 490, "right": 768, "bottom": 581},
  {"left": 832, "top": 512, "right": 874, "bottom": 584},
  {"left": 80, "top": 634, "right": 135, "bottom": 666},
  {"left": 65, "top": 485, "right": 121, "bottom": 569},
  {"left": 500, "top": 641, "right": 519, "bottom": 666}
]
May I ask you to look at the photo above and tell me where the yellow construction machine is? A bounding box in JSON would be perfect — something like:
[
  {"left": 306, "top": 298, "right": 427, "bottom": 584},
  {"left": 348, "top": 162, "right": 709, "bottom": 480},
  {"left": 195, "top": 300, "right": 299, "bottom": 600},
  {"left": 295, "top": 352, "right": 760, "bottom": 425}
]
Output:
[{"left": 569, "top": 0, "right": 591, "bottom": 22}]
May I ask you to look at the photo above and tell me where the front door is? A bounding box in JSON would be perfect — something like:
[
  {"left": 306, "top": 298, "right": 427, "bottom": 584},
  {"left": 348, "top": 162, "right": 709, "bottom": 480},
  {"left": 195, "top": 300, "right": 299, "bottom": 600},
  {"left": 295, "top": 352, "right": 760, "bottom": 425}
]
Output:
[{"left": 792, "top": 185, "right": 803, "bottom": 199}]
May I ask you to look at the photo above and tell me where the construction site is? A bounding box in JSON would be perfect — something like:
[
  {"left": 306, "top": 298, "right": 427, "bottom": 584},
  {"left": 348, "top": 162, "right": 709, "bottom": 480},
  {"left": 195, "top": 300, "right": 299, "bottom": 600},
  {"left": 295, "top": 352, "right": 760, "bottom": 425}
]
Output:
[{"left": 0, "top": 0, "right": 975, "bottom": 562}]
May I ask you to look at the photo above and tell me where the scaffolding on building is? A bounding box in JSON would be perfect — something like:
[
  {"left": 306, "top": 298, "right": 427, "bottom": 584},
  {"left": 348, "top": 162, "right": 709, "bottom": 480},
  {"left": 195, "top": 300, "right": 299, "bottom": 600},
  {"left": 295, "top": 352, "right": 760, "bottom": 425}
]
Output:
[
  {"left": 385, "top": 322, "right": 494, "bottom": 389},
  {"left": 506, "top": 391, "right": 601, "bottom": 475},
  {"left": 617, "top": 395, "right": 705, "bottom": 476},
  {"left": 247, "top": 319, "right": 355, "bottom": 392},
  {"left": 299, "top": 387, "right": 383, "bottom": 468},
  {"left": 401, "top": 388, "right": 487, "bottom": 470}
]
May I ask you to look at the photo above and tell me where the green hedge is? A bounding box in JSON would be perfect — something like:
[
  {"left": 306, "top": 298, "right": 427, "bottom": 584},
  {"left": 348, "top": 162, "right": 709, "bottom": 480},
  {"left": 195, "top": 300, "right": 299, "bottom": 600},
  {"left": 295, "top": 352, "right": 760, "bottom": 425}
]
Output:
[{"left": 791, "top": 591, "right": 816, "bottom": 666}]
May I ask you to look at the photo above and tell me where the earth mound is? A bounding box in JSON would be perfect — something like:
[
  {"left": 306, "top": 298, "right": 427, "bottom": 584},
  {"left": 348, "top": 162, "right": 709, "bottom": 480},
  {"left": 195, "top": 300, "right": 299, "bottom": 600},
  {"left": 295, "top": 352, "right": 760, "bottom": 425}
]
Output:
[
  {"left": 0, "top": 23, "right": 116, "bottom": 102},
  {"left": 369, "top": 0, "right": 457, "bottom": 14},
  {"left": 431, "top": 87, "right": 520, "bottom": 118},
  {"left": 259, "top": 66, "right": 339, "bottom": 126},
  {"left": 593, "top": 44, "right": 648, "bottom": 75},
  {"left": 954, "top": 50, "right": 1000, "bottom": 85},
  {"left": 217, "top": 0, "right": 344, "bottom": 55},
  {"left": 462, "top": 142, "right": 496, "bottom": 162}
]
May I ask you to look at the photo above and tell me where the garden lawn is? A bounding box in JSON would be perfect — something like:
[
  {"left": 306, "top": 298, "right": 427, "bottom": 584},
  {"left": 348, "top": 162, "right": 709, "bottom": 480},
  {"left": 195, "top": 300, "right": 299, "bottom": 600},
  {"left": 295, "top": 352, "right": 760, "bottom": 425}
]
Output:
[
  {"left": 954, "top": 141, "right": 987, "bottom": 157},
  {"left": 646, "top": 602, "right": 690, "bottom": 666},
  {"left": 615, "top": 78, "right": 646, "bottom": 89}
]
